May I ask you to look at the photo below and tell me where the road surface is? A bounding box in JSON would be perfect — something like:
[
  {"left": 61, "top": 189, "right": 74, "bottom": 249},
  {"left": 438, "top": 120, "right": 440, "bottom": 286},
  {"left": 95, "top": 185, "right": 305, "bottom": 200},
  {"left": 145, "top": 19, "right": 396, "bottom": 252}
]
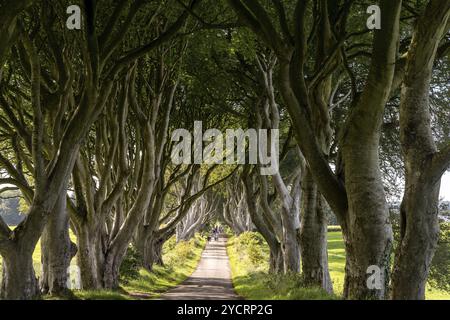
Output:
[{"left": 159, "top": 235, "right": 240, "bottom": 300}]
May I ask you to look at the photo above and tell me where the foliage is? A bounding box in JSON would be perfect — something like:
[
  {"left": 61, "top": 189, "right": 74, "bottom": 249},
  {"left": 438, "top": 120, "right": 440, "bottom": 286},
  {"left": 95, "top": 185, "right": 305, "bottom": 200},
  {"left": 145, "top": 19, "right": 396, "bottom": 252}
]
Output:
[
  {"left": 163, "top": 234, "right": 205, "bottom": 267},
  {"left": 18, "top": 197, "right": 29, "bottom": 216},
  {"left": 428, "top": 222, "right": 450, "bottom": 292},
  {"left": 390, "top": 209, "right": 402, "bottom": 250},
  {"left": 232, "top": 232, "right": 268, "bottom": 266},
  {"left": 119, "top": 245, "right": 142, "bottom": 283},
  {"left": 227, "top": 233, "right": 337, "bottom": 300}
]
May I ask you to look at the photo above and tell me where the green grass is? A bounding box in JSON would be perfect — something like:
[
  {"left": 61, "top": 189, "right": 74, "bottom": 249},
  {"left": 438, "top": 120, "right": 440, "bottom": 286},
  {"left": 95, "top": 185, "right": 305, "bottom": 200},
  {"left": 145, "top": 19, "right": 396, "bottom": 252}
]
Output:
[
  {"left": 227, "top": 232, "right": 337, "bottom": 300},
  {"left": 327, "top": 231, "right": 346, "bottom": 295},
  {"left": 228, "top": 230, "right": 450, "bottom": 300},
  {"left": 66, "top": 290, "right": 132, "bottom": 300}
]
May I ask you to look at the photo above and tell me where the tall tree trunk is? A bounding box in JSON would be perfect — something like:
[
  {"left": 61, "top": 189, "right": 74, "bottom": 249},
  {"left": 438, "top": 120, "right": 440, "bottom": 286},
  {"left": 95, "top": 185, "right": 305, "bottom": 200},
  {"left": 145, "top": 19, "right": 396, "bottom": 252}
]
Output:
[
  {"left": 0, "top": 247, "right": 38, "bottom": 300},
  {"left": 102, "top": 248, "right": 125, "bottom": 290},
  {"left": 135, "top": 225, "right": 155, "bottom": 271},
  {"left": 101, "top": 212, "right": 151, "bottom": 289},
  {"left": 299, "top": 0, "right": 334, "bottom": 291},
  {"left": 76, "top": 224, "right": 102, "bottom": 290},
  {"left": 268, "top": 241, "right": 283, "bottom": 274},
  {"left": 150, "top": 236, "right": 165, "bottom": 267},
  {"left": 242, "top": 167, "right": 283, "bottom": 274},
  {"left": 392, "top": 1, "right": 450, "bottom": 299},
  {"left": 227, "top": 0, "right": 400, "bottom": 299},
  {"left": 280, "top": 217, "right": 301, "bottom": 273},
  {"left": 273, "top": 170, "right": 302, "bottom": 274},
  {"left": 341, "top": 137, "right": 393, "bottom": 300},
  {"left": 300, "top": 169, "right": 332, "bottom": 293},
  {"left": 392, "top": 182, "right": 441, "bottom": 299},
  {"left": 134, "top": 227, "right": 169, "bottom": 271},
  {"left": 41, "top": 193, "right": 77, "bottom": 296}
]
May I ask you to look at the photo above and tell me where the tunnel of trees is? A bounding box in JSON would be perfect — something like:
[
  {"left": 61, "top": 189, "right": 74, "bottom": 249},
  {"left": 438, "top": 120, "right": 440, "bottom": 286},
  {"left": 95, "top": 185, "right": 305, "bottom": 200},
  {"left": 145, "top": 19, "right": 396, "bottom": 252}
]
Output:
[{"left": 0, "top": 0, "right": 449, "bottom": 300}]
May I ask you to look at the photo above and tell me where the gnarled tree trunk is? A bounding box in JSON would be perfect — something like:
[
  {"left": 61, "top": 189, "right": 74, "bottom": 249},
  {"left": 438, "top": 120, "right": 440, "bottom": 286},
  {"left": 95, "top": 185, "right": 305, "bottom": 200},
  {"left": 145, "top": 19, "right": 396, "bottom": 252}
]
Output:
[
  {"left": 241, "top": 166, "right": 284, "bottom": 274},
  {"left": 102, "top": 247, "right": 126, "bottom": 290},
  {"left": 268, "top": 241, "right": 284, "bottom": 274},
  {"left": 1, "top": 246, "right": 38, "bottom": 300},
  {"left": 392, "top": 1, "right": 450, "bottom": 299},
  {"left": 75, "top": 224, "right": 103, "bottom": 290},
  {"left": 135, "top": 226, "right": 173, "bottom": 271},
  {"left": 41, "top": 193, "right": 77, "bottom": 296},
  {"left": 340, "top": 129, "right": 393, "bottom": 299},
  {"left": 300, "top": 169, "right": 332, "bottom": 293},
  {"left": 227, "top": 0, "right": 401, "bottom": 299},
  {"left": 135, "top": 225, "right": 156, "bottom": 271}
]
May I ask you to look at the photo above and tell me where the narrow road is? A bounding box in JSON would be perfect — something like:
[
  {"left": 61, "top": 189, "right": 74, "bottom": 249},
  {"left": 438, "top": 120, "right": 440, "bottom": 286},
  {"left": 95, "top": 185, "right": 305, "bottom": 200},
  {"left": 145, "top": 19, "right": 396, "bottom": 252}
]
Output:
[{"left": 159, "top": 235, "right": 240, "bottom": 300}]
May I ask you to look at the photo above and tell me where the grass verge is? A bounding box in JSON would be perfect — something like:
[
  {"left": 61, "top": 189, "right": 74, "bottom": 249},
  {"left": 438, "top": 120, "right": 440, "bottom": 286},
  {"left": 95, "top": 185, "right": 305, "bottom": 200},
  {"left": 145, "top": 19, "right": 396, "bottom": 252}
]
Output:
[
  {"left": 227, "top": 232, "right": 337, "bottom": 300},
  {"left": 73, "top": 234, "right": 206, "bottom": 300}
]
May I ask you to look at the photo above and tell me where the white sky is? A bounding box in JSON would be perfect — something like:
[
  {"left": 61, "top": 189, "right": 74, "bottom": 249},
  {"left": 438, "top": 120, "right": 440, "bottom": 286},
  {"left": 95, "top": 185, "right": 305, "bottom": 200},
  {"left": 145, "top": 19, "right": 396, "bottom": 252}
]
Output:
[{"left": 440, "top": 171, "right": 450, "bottom": 201}]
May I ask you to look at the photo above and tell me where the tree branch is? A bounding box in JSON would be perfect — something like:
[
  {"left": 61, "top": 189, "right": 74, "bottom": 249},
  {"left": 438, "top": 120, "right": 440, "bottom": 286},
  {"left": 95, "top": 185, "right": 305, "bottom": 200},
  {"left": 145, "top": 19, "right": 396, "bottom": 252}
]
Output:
[
  {"left": 106, "top": 3, "right": 196, "bottom": 79},
  {"left": 22, "top": 35, "right": 45, "bottom": 197},
  {"left": 431, "top": 143, "right": 450, "bottom": 180}
]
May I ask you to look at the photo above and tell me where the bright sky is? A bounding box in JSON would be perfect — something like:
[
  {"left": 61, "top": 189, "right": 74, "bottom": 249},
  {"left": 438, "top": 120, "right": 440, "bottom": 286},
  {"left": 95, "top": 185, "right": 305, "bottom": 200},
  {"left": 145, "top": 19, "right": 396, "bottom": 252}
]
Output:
[{"left": 440, "top": 171, "right": 450, "bottom": 201}]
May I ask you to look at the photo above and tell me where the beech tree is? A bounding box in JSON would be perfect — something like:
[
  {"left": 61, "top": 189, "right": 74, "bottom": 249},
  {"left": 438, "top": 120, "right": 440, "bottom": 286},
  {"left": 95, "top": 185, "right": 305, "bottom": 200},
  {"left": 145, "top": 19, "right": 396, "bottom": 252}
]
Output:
[
  {"left": 0, "top": 0, "right": 196, "bottom": 299},
  {"left": 223, "top": 177, "right": 253, "bottom": 235},
  {"left": 392, "top": 0, "right": 450, "bottom": 299},
  {"left": 176, "top": 190, "right": 219, "bottom": 241},
  {"left": 224, "top": 0, "right": 401, "bottom": 299}
]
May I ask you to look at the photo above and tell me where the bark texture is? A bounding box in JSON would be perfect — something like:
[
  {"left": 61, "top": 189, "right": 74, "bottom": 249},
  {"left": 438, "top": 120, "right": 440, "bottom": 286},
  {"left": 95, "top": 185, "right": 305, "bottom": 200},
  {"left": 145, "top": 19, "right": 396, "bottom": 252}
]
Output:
[
  {"left": 300, "top": 169, "right": 332, "bottom": 293},
  {"left": 41, "top": 193, "right": 77, "bottom": 296},
  {"left": 227, "top": 0, "right": 401, "bottom": 299},
  {"left": 1, "top": 248, "right": 39, "bottom": 300},
  {"left": 392, "top": 1, "right": 450, "bottom": 300}
]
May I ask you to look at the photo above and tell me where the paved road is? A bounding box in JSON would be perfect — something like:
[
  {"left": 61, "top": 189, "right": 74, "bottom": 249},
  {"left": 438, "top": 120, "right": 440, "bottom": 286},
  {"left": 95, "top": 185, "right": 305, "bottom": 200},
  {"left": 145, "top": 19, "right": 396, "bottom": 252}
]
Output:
[{"left": 159, "top": 235, "right": 240, "bottom": 300}]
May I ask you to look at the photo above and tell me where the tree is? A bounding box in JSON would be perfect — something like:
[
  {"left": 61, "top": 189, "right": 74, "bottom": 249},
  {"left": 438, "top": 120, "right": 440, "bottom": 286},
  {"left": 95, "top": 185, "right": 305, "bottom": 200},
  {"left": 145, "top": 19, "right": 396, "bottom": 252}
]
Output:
[
  {"left": 225, "top": 0, "right": 401, "bottom": 299},
  {"left": 0, "top": 0, "right": 195, "bottom": 299},
  {"left": 392, "top": 0, "right": 450, "bottom": 299}
]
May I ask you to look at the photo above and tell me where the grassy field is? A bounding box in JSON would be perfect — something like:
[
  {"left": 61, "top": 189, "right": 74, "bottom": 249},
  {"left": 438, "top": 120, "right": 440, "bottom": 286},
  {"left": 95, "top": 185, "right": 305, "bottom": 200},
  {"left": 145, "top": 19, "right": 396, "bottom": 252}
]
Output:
[
  {"left": 227, "top": 230, "right": 450, "bottom": 300},
  {"left": 0, "top": 232, "right": 206, "bottom": 300}
]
